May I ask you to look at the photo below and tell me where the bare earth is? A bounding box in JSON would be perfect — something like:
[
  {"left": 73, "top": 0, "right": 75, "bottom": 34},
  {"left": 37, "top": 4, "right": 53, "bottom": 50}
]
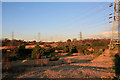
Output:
[{"left": 6, "top": 49, "right": 115, "bottom": 78}]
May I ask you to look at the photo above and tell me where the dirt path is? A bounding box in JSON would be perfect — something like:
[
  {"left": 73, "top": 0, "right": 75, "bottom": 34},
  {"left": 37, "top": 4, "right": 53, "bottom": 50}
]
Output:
[
  {"left": 91, "top": 49, "right": 114, "bottom": 68},
  {"left": 11, "top": 49, "right": 115, "bottom": 78}
]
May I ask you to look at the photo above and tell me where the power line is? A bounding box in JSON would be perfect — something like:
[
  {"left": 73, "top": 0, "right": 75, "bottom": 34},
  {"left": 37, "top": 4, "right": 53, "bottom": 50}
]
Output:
[
  {"left": 62, "top": 3, "right": 103, "bottom": 28},
  {"left": 63, "top": 2, "right": 112, "bottom": 29}
]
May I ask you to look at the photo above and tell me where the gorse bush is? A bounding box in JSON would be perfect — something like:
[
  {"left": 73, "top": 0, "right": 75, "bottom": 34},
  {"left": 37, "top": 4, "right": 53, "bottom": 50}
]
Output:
[
  {"left": 44, "top": 47, "right": 55, "bottom": 56},
  {"left": 64, "top": 45, "right": 69, "bottom": 53},
  {"left": 71, "top": 45, "right": 78, "bottom": 53},
  {"left": 85, "top": 44, "right": 91, "bottom": 46},
  {"left": 17, "top": 44, "right": 26, "bottom": 59},
  {"left": 31, "top": 44, "right": 45, "bottom": 59},
  {"left": 92, "top": 42, "right": 105, "bottom": 46},
  {"left": 93, "top": 49, "right": 103, "bottom": 57},
  {"left": 15, "top": 44, "right": 33, "bottom": 60},
  {"left": 56, "top": 44, "right": 65, "bottom": 50},
  {"left": 103, "top": 48, "right": 105, "bottom": 52},
  {"left": 86, "top": 50, "right": 92, "bottom": 55}
]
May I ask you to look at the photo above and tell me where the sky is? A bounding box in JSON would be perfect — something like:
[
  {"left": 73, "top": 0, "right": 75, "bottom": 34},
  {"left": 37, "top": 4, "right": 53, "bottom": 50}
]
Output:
[{"left": 2, "top": 2, "right": 114, "bottom": 42}]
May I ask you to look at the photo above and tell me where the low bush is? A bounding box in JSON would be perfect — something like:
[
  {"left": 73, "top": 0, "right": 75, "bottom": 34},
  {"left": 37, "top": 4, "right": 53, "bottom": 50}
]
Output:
[
  {"left": 93, "top": 49, "right": 102, "bottom": 57},
  {"left": 85, "top": 44, "right": 91, "bottom": 46},
  {"left": 113, "top": 53, "right": 120, "bottom": 78},
  {"left": 103, "top": 48, "right": 105, "bottom": 52},
  {"left": 86, "top": 50, "right": 91, "bottom": 55},
  {"left": 64, "top": 45, "right": 70, "bottom": 53},
  {"left": 71, "top": 45, "right": 78, "bottom": 53}
]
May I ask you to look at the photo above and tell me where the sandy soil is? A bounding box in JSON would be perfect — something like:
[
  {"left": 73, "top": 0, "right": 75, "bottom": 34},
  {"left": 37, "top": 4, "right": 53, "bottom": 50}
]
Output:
[{"left": 3, "top": 49, "right": 115, "bottom": 78}]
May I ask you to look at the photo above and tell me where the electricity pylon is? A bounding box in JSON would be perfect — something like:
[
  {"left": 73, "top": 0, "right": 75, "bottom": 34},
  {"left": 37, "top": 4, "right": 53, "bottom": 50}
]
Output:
[
  {"left": 109, "top": 0, "right": 120, "bottom": 49},
  {"left": 80, "top": 32, "right": 82, "bottom": 45}
]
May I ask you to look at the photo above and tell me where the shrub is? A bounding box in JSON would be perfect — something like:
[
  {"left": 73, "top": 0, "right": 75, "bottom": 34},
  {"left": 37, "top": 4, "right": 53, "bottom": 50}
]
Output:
[
  {"left": 92, "top": 42, "right": 105, "bottom": 46},
  {"left": 16, "top": 44, "right": 26, "bottom": 59},
  {"left": 86, "top": 50, "right": 91, "bottom": 55},
  {"left": 113, "top": 53, "right": 120, "bottom": 78},
  {"left": 31, "top": 44, "right": 45, "bottom": 59},
  {"left": 103, "top": 48, "right": 105, "bottom": 52},
  {"left": 85, "top": 44, "right": 91, "bottom": 46},
  {"left": 44, "top": 47, "right": 55, "bottom": 56},
  {"left": 93, "top": 49, "right": 102, "bottom": 57},
  {"left": 56, "top": 44, "right": 65, "bottom": 50},
  {"left": 71, "top": 45, "right": 78, "bottom": 53},
  {"left": 82, "top": 50, "right": 85, "bottom": 55},
  {"left": 64, "top": 45, "right": 70, "bottom": 53},
  {"left": 44, "top": 44, "right": 52, "bottom": 47}
]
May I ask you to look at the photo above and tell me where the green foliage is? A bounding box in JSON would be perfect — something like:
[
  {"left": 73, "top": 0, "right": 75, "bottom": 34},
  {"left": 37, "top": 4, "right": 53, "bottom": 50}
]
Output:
[
  {"left": 44, "top": 44, "right": 52, "bottom": 47},
  {"left": 14, "top": 44, "right": 32, "bottom": 60},
  {"left": 92, "top": 42, "right": 105, "bottom": 46},
  {"left": 86, "top": 50, "right": 92, "bottom": 55},
  {"left": 2, "top": 38, "right": 11, "bottom": 46},
  {"left": 82, "top": 50, "right": 85, "bottom": 54},
  {"left": 19, "top": 44, "right": 25, "bottom": 49},
  {"left": 64, "top": 45, "right": 69, "bottom": 53},
  {"left": 93, "top": 49, "right": 102, "bottom": 57},
  {"left": 81, "top": 46, "right": 87, "bottom": 55},
  {"left": 85, "top": 44, "right": 91, "bottom": 46},
  {"left": 110, "top": 53, "right": 114, "bottom": 57},
  {"left": 17, "top": 44, "right": 26, "bottom": 59},
  {"left": 102, "top": 48, "right": 105, "bottom": 52},
  {"left": 31, "top": 44, "right": 45, "bottom": 59},
  {"left": 56, "top": 44, "right": 65, "bottom": 50},
  {"left": 44, "top": 47, "right": 55, "bottom": 56},
  {"left": 67, "top": 39, "right": 71, "bottom": 43},
  {"left": 70, "top": 45, "right": 78, "bottom": 53}
]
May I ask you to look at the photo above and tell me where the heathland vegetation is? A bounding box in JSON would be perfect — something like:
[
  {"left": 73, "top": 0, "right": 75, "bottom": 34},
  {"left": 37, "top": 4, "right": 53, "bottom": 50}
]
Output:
[
  {"left": 1, "top": 38, "right": 120, "bottom": 79},
  {"left": 2, "top": 38, "right": 110, "bottom": 61}
]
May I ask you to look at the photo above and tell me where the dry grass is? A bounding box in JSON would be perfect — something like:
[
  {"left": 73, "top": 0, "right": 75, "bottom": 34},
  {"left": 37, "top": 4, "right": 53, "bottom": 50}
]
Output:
[{"left": 2, "top": 49, "right": 115, "bottom": 78}]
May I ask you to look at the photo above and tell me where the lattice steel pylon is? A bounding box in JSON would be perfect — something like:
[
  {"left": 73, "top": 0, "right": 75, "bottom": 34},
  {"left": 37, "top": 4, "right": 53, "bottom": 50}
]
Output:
[
  {"left": 109, "top": 0, "right": 120, "bottom": 49},
  {"left": 80, "top": 32, "right": 82, "bottom": 45}
]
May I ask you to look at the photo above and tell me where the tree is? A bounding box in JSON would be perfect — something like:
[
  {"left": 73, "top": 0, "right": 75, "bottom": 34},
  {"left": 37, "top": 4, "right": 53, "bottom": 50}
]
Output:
[
  {"left": 31, "top": 44, "right": 45, "bottom": 65},
  {"left": 67, "top": 39, "right": 71, "bottom": 43},
  {"left": 72, "top": 38, "right": 77, "bottom": 43},
  {"left": 2, "top": 38, "right": 11, "bottom": 46}
]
